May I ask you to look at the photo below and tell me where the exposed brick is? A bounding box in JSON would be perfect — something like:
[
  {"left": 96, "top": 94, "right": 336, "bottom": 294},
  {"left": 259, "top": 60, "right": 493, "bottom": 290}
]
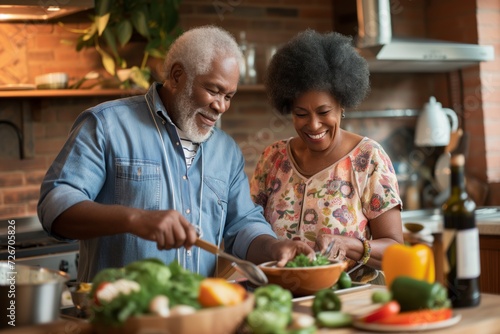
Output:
[
  {"left": 34, "top": 138, "right": 67, "bottom": 155},
  {"left": 3, "top": 186, "right": 40, "bottom": 205},
  {"left": 0, "top": 205, "right": 29, "bottom": 220},
  {"left": 26, "top": 170, "right": 47, "bottom": 186},
  {"left": 1, "top": 0, "right": 500, "bottom": 214},
  {"left": 0, "top": 172, "right": 24, "bottom": 187},
  {"left": 0, "top": 157, "right": 47, "bottom": 172},
  {"left": 267, "top": 7, "right": 299, "bottom": 18}
]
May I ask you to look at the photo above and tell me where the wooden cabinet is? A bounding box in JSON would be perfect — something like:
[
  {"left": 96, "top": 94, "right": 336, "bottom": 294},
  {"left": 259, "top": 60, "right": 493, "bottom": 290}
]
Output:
[{"left": 479, "top": 235, "right": 500, "bottom": 294}]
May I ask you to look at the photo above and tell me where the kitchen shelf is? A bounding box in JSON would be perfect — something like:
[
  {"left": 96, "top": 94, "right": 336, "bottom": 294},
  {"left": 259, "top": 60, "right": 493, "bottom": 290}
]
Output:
[
  {"left": 0, "top": 84, "right": 265, "bottom": 98},
  {"left": 0, "top": 88, "right": 146, "bottom": 98},
  {"left": 345, "top": 109, "right": 420, "bottom": 119}
]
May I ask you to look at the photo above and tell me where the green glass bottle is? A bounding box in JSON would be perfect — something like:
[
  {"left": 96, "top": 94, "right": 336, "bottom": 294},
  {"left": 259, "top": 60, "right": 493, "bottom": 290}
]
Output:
[{"left": 442, "top": 153, "right": 481, "bottom": 307}]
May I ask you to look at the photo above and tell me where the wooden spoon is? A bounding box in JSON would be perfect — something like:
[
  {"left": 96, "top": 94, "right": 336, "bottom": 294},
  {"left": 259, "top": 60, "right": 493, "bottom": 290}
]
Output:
[{"left": 195, "top": 238, "right": 268, "bottom": 286}]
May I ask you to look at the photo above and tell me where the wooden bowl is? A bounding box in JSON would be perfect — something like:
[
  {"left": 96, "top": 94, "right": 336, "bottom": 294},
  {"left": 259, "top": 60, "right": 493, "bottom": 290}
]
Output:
[
  {"left": 258, "top": 260, "right": 348, "bottom": 297},
  {"left": 94, "top": 293, "right": 254, "bottom": 334}
]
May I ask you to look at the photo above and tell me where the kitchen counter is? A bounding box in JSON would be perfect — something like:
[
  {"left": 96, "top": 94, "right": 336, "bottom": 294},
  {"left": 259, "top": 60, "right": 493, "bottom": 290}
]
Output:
[
  {"left": 2, "top": 285, "right": 500, "bottom": 334},
  {"left": 402, "top": 207, "right": 500, "bottom": 236},
  {"left": 402, "top": 207, "right": 500, "bottom": 294}
]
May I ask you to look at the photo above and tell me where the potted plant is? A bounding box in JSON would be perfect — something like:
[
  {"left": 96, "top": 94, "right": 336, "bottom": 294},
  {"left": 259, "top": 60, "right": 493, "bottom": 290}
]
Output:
[{"left": 63, "top": 0, "right": 182, "bottom": 89}]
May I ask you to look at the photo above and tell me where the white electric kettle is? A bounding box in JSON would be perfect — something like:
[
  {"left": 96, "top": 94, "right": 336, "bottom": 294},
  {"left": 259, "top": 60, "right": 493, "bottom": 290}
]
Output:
[{"left": 414, "top": 96, "right": 459, "bottom": 146}]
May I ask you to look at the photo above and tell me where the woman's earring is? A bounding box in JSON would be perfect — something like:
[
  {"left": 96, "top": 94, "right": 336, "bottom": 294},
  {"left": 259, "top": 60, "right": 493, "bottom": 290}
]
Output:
[{"left": 341, "top": 111, "right": 346, "bottom": 119}]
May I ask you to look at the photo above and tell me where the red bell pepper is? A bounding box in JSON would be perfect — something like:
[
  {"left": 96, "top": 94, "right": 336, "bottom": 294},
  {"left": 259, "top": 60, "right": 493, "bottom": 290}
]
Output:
[
  {"left": 374, "top": 308, "right": 453, "bottom": 325},
  {"left": 361, "top": 301, "right": 400, "bottom": 323}
]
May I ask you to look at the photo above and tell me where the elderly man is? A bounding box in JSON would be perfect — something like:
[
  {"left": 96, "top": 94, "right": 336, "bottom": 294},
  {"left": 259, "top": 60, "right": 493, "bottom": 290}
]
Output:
[{"left": 37, "top": 25, "right": 314, "bottom": 282}]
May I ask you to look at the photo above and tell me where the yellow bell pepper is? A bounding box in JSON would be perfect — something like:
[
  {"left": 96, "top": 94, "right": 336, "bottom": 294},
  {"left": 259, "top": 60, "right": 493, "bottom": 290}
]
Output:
[{"left": 382, "top": 244, "right": 435, "bottom": 288}]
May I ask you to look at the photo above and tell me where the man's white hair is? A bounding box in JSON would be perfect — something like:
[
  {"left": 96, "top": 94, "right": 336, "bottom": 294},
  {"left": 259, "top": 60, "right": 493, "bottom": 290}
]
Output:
[{"left": 164, "top": 25, "right": 243, "bottom": 88}]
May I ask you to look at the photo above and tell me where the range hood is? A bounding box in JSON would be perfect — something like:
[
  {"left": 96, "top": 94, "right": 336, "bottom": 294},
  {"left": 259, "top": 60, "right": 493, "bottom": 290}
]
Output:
[
  {"left": 0, "top": 0, "right": 94, "bottom": 21},
  {"left": 355, "top": 0, "right": 495, "bottom": 73}
]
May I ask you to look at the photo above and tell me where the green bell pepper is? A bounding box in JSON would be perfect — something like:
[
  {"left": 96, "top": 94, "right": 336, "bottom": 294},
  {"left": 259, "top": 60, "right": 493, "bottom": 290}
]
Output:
[
  {"left": 390, "top": 276, "right": 451, "bottom": 312},
  {"left": 312, "top": 289, "right": 341, "bottom": 316},
  {"left": 246, "top": 284, "right": 293, "bottom": 334}
]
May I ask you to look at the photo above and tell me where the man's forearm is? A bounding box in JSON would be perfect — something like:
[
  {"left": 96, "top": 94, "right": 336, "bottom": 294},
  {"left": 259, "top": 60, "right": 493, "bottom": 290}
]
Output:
[
  {"left": 51, "top": 201, "right": 139, "bottom": 240},
  {"left": 245, "top": 234, "right": 279, "bottom": 264}
]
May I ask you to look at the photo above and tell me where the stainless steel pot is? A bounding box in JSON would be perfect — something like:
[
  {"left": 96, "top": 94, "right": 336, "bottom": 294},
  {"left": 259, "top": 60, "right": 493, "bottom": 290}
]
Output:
[{"left": 0, "top": 263, "right": 69, "bottom": 328}]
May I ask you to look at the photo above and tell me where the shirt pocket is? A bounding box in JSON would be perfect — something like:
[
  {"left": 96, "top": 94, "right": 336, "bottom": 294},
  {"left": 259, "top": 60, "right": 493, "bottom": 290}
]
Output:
[
  {"left": 115, "top": 158, "right": 161, "bottom": 210},
  {"left": 202, "top": 176, "right": 228, "bottom": 238}
]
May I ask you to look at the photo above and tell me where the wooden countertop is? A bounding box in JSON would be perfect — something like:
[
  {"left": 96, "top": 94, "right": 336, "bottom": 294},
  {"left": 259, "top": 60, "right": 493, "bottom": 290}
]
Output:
[
  {"left": 2, "top": 285, "right": 499, "bottom": 334},
  {"left": 294, "top": 286, "right": 500, "bottom": 333}
]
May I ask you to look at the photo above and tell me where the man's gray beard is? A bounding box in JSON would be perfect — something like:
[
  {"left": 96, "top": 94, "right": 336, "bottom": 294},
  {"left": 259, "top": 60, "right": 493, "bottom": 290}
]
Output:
[{"left": 174, "top": 88, "right": 216, "bottom": 143}]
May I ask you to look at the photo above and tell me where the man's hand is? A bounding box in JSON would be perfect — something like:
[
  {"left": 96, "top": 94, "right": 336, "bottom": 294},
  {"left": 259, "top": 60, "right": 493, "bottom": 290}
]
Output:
[
  {"left": 51, "top": 202, "right": 198, "bottom": 251},
  {"left": 129, "top": 209, "right": 198, "bottom": 250}
]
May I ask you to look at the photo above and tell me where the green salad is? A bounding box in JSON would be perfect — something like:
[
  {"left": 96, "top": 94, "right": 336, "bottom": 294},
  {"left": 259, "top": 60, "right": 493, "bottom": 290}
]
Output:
[
  {"left": 285, "top": 253, "right": 330, "bottom": 267},
  {"left": 89, "top": 258, "right": 204, "bottom": 326}
]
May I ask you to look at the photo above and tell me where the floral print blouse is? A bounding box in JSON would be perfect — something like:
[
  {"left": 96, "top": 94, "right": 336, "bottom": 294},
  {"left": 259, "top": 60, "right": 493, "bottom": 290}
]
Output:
[{"left": 250, "top": 137, "right": 402, "bottom": 250}]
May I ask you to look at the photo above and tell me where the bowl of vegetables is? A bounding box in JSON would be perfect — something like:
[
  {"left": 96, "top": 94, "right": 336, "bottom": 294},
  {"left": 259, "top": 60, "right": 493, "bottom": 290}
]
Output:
[
  {"left": 89, "top": 258, "right": 254, "bottom": 334},
  {"left": 258, "top": 254, "right": 348, "bottom": 297}
]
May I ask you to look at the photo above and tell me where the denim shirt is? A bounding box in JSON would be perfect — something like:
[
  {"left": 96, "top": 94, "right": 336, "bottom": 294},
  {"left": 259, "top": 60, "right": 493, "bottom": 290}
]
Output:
[{"left": 38, "top": 83, "right": 276, "bottom": 281}]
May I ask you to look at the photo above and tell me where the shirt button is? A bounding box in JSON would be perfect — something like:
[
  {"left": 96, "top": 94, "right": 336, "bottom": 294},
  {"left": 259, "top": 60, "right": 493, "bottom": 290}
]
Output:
[
  {"left": 185, "top": 209, "right": 191, "bottom": 214},
  {"left": 182, "top": 175, "right": 187, "bottom": 180},
  {"left": 176, "top": 142, "right": 180, "bottom": 145}
]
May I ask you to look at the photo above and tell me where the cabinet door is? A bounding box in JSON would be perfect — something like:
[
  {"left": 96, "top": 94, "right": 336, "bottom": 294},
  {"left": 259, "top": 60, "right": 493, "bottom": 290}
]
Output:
[{"left": 479, "top": 235, "right": 500, "bottom": 294}]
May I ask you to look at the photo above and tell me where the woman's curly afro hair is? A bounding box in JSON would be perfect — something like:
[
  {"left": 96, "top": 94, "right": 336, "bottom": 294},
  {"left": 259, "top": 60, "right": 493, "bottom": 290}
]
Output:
[{"left": 265, "top": 30, "right": 370, "bottom": 114}]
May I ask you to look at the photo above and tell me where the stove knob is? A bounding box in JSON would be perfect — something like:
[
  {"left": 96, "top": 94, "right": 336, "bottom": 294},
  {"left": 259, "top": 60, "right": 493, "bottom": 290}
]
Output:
[{"left": 59, "top": 259, "right": 69, "bottom": 273}]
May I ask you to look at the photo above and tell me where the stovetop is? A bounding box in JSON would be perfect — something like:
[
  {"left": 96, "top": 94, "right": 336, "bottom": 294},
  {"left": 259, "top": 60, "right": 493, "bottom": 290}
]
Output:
[{"left": 0, "top": 216, "right": 79, "bottom": 260}]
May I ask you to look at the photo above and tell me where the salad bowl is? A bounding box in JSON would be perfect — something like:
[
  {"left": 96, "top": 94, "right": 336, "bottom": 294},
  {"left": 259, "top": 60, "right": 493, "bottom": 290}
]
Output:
[{"left": 259, "top": 260, "right": 347, "bottom": 297}]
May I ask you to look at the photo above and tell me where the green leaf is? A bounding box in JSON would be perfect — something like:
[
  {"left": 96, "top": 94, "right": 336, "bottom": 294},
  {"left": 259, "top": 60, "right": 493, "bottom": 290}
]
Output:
[
  {"left": 82, "top": 23, "right": 97, "bottom": 41},
  {"left": 96, "top": 0, "right": 112, "bottom": 16},
  {"left": 102, "top": 27, "right": 119, "bottom": 58},
  {"left": 129, "top": 66, "right": 150, "bottom": 89},
  {"left": 96, "top": 13, "right": 110, "bottom": 36},
  {"left": 116, "top": 20, "right": 133, "bottom": 47},
  {"left": 96, "top": 47, "right": 116, "bottom": 75},
  {"left": 131, "top": 8, "right": 150, "bottom": 39}
]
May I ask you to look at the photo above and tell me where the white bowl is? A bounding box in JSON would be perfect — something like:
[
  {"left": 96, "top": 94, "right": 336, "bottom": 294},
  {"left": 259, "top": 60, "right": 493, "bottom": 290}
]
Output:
[{"left": 35, "top": 72, "right": 68, "bottom": 89}]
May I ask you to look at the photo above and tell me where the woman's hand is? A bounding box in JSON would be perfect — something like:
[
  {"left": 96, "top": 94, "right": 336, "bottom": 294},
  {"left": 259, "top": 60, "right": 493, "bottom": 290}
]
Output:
[
  {"left": 316, "top": 234, "right": 348, "bottom": 261},
  {"left": 246, "top": 236, "right": 315, "bottom": 266},
  {"left": 271, "top": 239, "right": 316, "bottom": 267}
]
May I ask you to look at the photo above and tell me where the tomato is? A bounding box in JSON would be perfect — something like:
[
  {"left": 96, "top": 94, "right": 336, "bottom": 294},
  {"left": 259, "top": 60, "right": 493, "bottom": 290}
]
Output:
[
  {"left": 362, "top": 301, "right": 400, "bottom": 323},
  {"left": 375, "top": 308, "right": 453, "bottom": 325},
  {"left": 93, "top": 282, "right": 110, "bottom": 306}
]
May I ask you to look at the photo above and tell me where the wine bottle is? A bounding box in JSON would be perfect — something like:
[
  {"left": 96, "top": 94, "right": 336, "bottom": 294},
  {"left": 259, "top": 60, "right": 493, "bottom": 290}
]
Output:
[{"left": 442, "top": 153, "right": 481, "bottom": 308}]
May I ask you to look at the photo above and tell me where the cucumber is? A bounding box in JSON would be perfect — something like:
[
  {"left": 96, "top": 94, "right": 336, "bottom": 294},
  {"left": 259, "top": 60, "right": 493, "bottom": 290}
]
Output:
[{"left": 316, "top": 311, "right": 353, "bottom": 328}]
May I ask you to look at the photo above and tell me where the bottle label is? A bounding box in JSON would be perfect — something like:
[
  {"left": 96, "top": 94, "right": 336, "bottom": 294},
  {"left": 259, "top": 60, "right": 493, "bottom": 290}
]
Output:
[
  {"left": 456, "top": 228, "right": 481, "bottom": 278},
  {"left": 443, "top": 227, "right": 481, "bottom": 279}
]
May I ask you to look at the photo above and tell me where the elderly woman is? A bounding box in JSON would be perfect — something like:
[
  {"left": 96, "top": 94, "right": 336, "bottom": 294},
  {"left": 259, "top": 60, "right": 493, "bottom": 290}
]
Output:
[{"left": 250, "top": 30, "right": 404, "bottom": 281}]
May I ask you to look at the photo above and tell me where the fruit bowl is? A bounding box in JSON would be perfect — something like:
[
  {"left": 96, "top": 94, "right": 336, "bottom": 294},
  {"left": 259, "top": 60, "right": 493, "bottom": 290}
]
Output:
[{"left": 258, "top": 260, "right": 348, "bottom": 296}]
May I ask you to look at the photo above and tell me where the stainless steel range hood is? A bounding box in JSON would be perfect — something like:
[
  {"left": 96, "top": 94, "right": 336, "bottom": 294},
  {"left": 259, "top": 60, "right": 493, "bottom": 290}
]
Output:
[
  {"left": 356, "top": 0, "right": 495, "bottom": 73},
  {"left": 0, "top": 0, "right": 94, "bottom": 21}
]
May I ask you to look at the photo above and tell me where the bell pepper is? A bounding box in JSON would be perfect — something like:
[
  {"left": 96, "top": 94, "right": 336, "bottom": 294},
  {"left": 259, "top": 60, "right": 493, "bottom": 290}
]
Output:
[
  {"left": 382, "top": 243, "right": 435, "bottom": 288},
  {"left": 312, "top": 289, "right": 342, "bottom": 316},
  {"left": 374, "top": 308, "right": 453, "bottom": 325},
  {"left": 245, "top": 284, "right": 293, "bottom": 334},
  {"left": 390, "top": 276, "right": 451, "bottom": 312}
]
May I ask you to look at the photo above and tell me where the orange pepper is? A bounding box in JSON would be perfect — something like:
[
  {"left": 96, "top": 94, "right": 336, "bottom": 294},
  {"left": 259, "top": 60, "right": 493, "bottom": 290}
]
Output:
[
  {"left": 198, "top": 278, "right": 246, "bottom": 307},
  {"left": 382, "top": 244, "right": 435, "bottom": 288}
]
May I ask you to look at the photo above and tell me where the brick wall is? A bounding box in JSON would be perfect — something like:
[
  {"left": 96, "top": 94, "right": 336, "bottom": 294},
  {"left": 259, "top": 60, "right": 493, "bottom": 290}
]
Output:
[{"left": 0, "top": 0, "right": 498, "bottom": 219}]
